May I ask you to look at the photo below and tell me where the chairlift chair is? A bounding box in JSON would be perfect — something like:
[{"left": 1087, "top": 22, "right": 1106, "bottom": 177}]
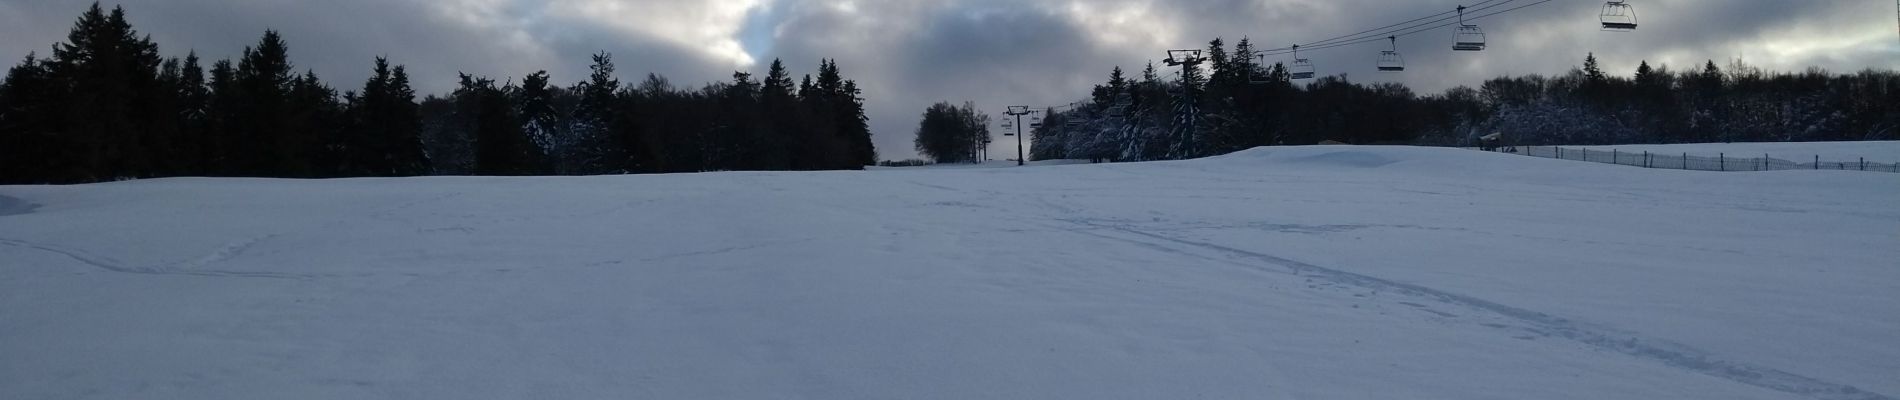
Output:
[
  {"left": 1600, "top": 1, "right": 1638, "bottom": 31},
  {"left": 1376, "top": 36, "right": 1405, "bottom": 72},
  {"left": 1452, "top": 6, "right": 1487, "bottom": 51},
  {"left": 1289, "top": 45, "right": 1316, "bottom": 80}
]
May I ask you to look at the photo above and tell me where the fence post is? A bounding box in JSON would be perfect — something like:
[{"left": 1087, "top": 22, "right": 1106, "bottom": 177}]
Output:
[
  {"left": 1861, "top": 158, "right": 1866, "bottom": 171},
  {"left": 1612, "top": 149, "right": 1619, "bottom": 165},
  {"left": 1764, "top": 153, "right": 1770, "bottom": 171},
  {"left": 1720, "top": 153, "right": 1725, "bottom": 171},
  {"left": 1683, "top": 153, "right": 1689, "bottom": 170},
  {"left": 1557, "top": 147, "right": 1563, "bottom": 160},
  {"left": 1815, "top": 155, "right": 1820, "bottom": 170},
  {"left": 1644, "top": 151, "right": 1651, "bottom": 168}
]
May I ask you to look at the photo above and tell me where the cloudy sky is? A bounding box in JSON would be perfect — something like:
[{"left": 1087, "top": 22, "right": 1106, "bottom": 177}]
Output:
[{"left": 3, "top": 0, "right": 1896, "bottom": 160}]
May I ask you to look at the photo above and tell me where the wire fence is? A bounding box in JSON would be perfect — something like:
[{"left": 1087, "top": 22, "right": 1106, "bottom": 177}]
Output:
[{"left": 1504, "top": 146, "right": 1900, "bottom": 173}]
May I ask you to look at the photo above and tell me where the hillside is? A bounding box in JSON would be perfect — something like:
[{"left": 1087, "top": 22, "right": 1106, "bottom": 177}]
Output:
[{"left": 3, "top": 146, "right": 1896, "bottom": 399}]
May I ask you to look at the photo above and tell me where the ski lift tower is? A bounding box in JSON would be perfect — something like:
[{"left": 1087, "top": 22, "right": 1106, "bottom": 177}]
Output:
[
  {"left": 1006, "top": 106, "right": 1034, "bottom": 166},
  {"left": 1163, "top": 49, "right": 1206, "bottom": 157}
]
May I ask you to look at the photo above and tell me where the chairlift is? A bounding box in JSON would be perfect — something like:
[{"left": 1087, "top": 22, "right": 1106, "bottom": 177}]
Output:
[
  {"left": 1289, "top": 45, "right": 1316, "bottom": 80},
  {"left": 1452, "top": 6, "right": 1487, "bottom": 51},
  {"left": 1600, "top": 1, "right": 1638, "bottom": 31},
  {"left": 1376, "top": 36, "right": 1405, "bottom": 72}
]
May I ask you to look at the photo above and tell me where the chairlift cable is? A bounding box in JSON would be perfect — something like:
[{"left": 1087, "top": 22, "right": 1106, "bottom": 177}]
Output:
[
  {"left": 1295, "top": 0, "right": 1501, "bottom": 48},
  {"left": 1257, "top": 0, "right": 1517, "bottom": 53},
  {"left": 1256, "top": 0, "right": 1556, "bottom": 56},
  {"left": 1258, "top": 0, "right": 1521, "bottom": 55}
]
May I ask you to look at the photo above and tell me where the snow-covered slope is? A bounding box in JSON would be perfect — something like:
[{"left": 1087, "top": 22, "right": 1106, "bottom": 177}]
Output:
[{"left": 4, "top": 146, "right": 1896, "bottom": 400}]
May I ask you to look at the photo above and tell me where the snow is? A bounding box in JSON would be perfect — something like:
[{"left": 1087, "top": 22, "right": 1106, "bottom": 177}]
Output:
[
  {"left": 1574, "top": 141, "right": 1900, "bottom": 163},
  {"left": 3, "top": 145, "right": 1897, "bottom": 399},
  {"left": 866, "top": 159, "right": 1094, "bottom": 170}
]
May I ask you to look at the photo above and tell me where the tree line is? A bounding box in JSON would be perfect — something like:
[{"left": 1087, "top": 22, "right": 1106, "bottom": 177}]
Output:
[
  {"left": 1025, "top": 38, "right": 1900, "bottom": 162},
  {"left": 911, "top": 102, "right": 992, "bottom": 163},
  {"left": 0, "top": 3, "right": 875, "bottom": 184}
]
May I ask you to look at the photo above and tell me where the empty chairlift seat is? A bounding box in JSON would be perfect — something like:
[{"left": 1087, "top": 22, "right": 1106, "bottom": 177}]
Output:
[
  {"left": 1600, "top": 1, "right": 1638, "bottom": 31},
  {"left": 1452, "top": 25, "right": 1486, "bottom": 51},
  {"left": 1451, "top": 6, "right": 1486, "bottom": 51},
  {"left": 1377, "top": 36, "right": 1405, "bottom": 72},
  {"left": 1289, "top": 45, "right": 1316, "bottom": 80}
]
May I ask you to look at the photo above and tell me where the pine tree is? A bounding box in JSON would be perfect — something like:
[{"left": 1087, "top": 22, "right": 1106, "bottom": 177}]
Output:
[
  {"left": 717, "top": 71, "right": 760, "bottom": 170},
  {"left": 48, "top": 4, "right": 164, "bottom": 180},
  {"left": 344, "top": 57, "right": 427, "bottom": 176},
  {"left": 174, "top": 52, "right": 209, "bottom": 175},
  {"left": 1700, "top": 60, "right": 1724, "bottom": 89},
  {"left": 1233, "top": 38, "right": 1260, "bottom": 85},
  {"left": 0, "top": 55, "right": 63, "bottom": 183},
  {"left": 807, "top": 59, "right": 873, "bottom": 169},
  {"left": 1634, "top": 61, "right": 1655, "bottom": 85},
  {"left": 206, "top": 59, "right": 239, "bottom": 174},
  {"left": 760, "top": 59, "right": 798, "bottom": 169},
  {"left": 838, "top": 74, "right": 875, "bottom": 167},
  {"left": 456, "top": 74, "right": 540, "bottom": 175},
  {"left": 386, "top": 64, "right": 427, "bottom": 174},
  {"left": 516, "top": 70, "right": 559, "bottom": 158},
  {"left": 1090, "top": 66, "right": 1128, "bottom": 109},
  {"left": 285, "top": 70, "right": 340, "bottom": 177},
  {"left": 233, "top": 30, "right": 298, "bottom": 176},
  {"left": 570, "top": 52, "right": 626, "bottom": 174},
  {"left": 1583, "top": 53, "right": 1606, "bottom": 83},
  {"left": 150, "top": 57, "right": 186, "bottom": 175}
]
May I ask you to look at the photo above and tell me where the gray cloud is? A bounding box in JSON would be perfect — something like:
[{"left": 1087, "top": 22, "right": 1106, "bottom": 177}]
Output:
[{"left": 4, "top": 0, "right": 1895, "bottom": 160}]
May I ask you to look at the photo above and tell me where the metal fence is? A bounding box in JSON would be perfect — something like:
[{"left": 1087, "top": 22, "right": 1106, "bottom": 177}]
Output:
[{"left": 1507, "top": 146, "right": 1900, "bottom": 173}]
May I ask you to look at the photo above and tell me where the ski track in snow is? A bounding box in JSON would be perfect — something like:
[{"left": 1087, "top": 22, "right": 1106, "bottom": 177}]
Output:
[
  {"left": 637, "top": 239, "right": 816, "bottom": 264},
  {"left": 1052, "top": 217, "right": 1891, "bottom": 400},
  {"left": 0, "top": 236, "right": 310, "bottom": 280}
]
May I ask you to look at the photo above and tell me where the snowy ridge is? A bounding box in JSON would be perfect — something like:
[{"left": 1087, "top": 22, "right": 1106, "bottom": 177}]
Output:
[{"left": 3, "top": 145, "right": 1896, "bottom": 399}]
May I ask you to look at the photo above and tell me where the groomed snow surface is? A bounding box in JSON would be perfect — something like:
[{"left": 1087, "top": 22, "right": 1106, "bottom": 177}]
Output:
[{"left": 4, "top": 145, "right": 1897, "bottom": 400}]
